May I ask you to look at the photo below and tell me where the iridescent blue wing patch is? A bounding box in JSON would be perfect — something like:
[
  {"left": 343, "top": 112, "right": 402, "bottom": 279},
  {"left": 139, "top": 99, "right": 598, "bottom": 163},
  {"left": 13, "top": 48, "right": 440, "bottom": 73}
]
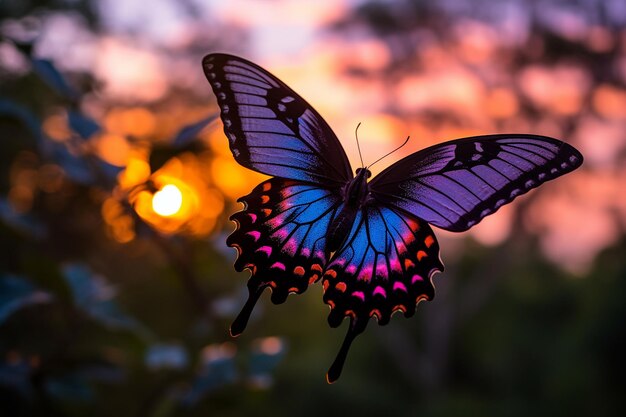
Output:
[
  {"left": 227, "top": 177, "right": 343, "bottom": 336},
  {"left": 203, "top": 54, "right": 353, "bottom": 185},
  {"left": 322, "top": 206, "right": 443, "bottom": 382}
]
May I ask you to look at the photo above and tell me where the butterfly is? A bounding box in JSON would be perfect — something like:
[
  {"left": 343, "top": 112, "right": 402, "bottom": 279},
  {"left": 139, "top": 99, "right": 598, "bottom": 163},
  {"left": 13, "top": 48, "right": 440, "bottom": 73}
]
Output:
[{"left": 202, "top": 53, "right": 583, "bottom": 383}]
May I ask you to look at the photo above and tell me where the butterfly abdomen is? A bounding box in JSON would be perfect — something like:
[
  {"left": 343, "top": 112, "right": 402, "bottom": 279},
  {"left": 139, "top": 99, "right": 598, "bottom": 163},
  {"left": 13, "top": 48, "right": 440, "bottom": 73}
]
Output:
[
  {"left": 327, "top": 205, "right": 359, "bottom": 255},
  {"left": 327, "top": 168, "right": 372, "bottom": 255}
]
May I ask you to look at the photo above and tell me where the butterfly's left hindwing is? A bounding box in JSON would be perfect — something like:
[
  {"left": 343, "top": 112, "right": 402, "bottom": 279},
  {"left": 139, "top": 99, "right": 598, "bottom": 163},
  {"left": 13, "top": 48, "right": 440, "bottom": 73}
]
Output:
[{"left": 227, "top": 177, "right": 343, "bottom": 336}]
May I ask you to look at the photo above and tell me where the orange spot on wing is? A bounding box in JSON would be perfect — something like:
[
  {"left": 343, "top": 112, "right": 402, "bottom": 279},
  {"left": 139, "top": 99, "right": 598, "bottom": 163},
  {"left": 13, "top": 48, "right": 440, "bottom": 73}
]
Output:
[
  {"left": 325, "top": 269, "right": 337, "bottom": 279},
  {"left": 309, "top": 274, "right": 319, "bottom": 284},
  {"left": 262, "top": 182, "right": 272, "bottom": 191},
  {"left": 261, "top": 208, "right": 272, "bottom": 217},
  {"left": 327, "top": 300, "right": 335, "bottom": 309},
  {"left": 293, "top": 266, "right": 305, "bottom": 276},
  {"left": 407, "top": 219, "right": 419, "bottom": 231},
  {"left": 268, "top": 281, "right": 277, "bottom": 288},
  {"left": 416, "top": 294, "right": 429, "bottom": 303},
  {"left": 424, "top": 235, "right": 435, "bottom": 248},
  {"left": 417, "top": 250, "right": 428, "bottom": 261},
  {"left": 323, "top": 280, "right": 330, "bottom": 291},
  {"left": 404, "top": 259, "right": 415, "bottom": 269},
  {"left": 311, "top": 264, "right": 323, "bottom": 273},
  {"left": 392, "top": 304, "right": 407, "bottom": 313},
  {"left": 369, "top": 309, "right": 381, "bottom": 319},
  {"left": 260, "top": 195, "right": 270, "bottom": 204},
  {"left": 335, "top": 282, "right": 347, "bottom": 292},
  {"left": 345, "top": 309, "right": 356, "bottom": 319},
  {"left": 288, "top": 286, "right": 299, "bottom": 293}
]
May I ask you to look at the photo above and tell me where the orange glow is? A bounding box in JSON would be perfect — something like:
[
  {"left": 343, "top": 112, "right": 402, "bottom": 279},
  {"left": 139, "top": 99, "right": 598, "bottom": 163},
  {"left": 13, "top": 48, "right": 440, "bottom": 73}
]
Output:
[
  {"left": 152, "top": 184, "right": 183, "bottom": 216},
  {"left": 129, "top": 153, "right": 225, "bottom": 236},
  {"left": 42, "top": 113, "right": 71, "bottom": 142},
  {"left": 592, "top": 84, "right": 626, "bottom": 119},
  {"left": 101, "top": 197, "right": 135, "bottom": 243},
  {"left": 94, "top": 132, "right": 131, "bottom": 166},
  {"left": 202, "top": 342, "right": 237, "bottom": 362},
  {"left": 256, "top": 336, "right": 284, "bottom": 355},
  {"left": 104, "top": 107, "right": 156, "bottom": 137},
  {"left": 519, "top": 64, "right": 591, "bottom": 115},
  {"left": 485, "top": 88, "right": 519, "bottom": 119},
  {"left": 211, "top": 155, "right": 267, "bottom": 200},
  {"left": 118, "top": 152, "right": 151, "bottom": 190}
]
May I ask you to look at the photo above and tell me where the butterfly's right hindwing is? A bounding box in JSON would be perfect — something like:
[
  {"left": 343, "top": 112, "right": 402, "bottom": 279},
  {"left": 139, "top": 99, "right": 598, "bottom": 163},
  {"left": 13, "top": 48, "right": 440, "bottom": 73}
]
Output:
[{"left": 227, "top": 177, "right": 344, "bottom": 336}]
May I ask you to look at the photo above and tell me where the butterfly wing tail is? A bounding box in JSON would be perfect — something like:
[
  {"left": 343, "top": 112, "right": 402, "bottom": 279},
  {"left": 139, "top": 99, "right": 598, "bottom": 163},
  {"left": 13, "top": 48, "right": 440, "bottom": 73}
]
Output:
[
  {"left": 230, "top": 286, "right": 264, "bottom": 337},
  {"left": 326, "top": 318, "right": 366, "bottom": 384}
]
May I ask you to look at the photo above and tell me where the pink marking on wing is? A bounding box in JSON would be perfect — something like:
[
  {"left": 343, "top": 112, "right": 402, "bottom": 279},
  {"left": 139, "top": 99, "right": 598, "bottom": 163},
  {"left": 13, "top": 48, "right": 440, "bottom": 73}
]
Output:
[
  {"left": 301, "top": 247, "right": 311, "bottom": 257},
  {"left": 270, "top": 262, "right": 286, "bottom": 271},
  {"left": 393, "top": 282, "right": 408, "bottom": 292},
  {"left": 375, "top": 263, "right": 388, "bottom": 279},
  {"left": 248, "top": 213, "right": 257, "bottom": 223},
  {"left": 403, "top": 232, "right": 416, "bottom": 245},
  {"left": 267, "top": 214, "right": 285, "bottom": 229},
  {"left": 315, "top": 250, "right": 324, "bottom": 260},
  {"left": 283, "top": 238, "right": 298, "bottom": 256},
  {"left": 334, "top": 258, "right": 346, "bottom": 266},
  {"left": 389, "top": 258, "right": 402, "bottom": 273},
  {"left": 357, "top": 266, "right": 373, "bottom": 282},
  {"left": 346, "top": 264, "right": 357, "bottom": 274},
  {"left": 373, "top": 286, "right": 386, "bottom": 298},
  {"left": 277, "top": 200, "right": 292, "bottom": 211},
  {"left": 273, "top": 228, "right": 289, "bottom": 239},
  {"left": 411, "top": 274, "right": 424, "bottom": 284},
  {"left": 256, "top": 246, "right": 272, "bottom": 256},
  {"left": 352, "top": 291, "right": 365, "bottom": 301},
  {"left": 396, "top": 239, "right": 408, "bottom": 254},
  {"left": 246, "top": 231, "right": 261, "bottom": 241}
]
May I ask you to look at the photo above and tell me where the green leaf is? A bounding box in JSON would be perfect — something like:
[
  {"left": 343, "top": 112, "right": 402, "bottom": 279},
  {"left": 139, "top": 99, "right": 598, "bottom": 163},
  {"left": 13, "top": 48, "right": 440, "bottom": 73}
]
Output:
[
  {"left": 31, "top": 58, "right": 78, "bottom": 100},
  {"left": 0, "top": 275, "right": 52, "bottom": 325},
  {"left": 0, "top": 198, "right": 47, "bottom": 239},
  {"left": 145, "top": 343, "right": 188, "bottom": 370},
  {"left": 61, "top": 263, "right": 141, "bottom": 331},
  {"left": 172, "top": 114, "right": 217, "bottom": 148},
  {"left": 181, "top": 343, "right": 237, "bottom": 405}
]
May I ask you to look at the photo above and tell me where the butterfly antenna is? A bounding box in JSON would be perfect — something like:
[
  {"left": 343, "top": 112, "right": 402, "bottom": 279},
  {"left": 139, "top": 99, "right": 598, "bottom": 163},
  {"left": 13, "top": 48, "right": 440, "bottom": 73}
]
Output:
[
  {"left": 367, "top": 135, "right": 410, "bottom": 169},
  {"left": 355, "top": 122, "right": 364, "bottom": 168}
]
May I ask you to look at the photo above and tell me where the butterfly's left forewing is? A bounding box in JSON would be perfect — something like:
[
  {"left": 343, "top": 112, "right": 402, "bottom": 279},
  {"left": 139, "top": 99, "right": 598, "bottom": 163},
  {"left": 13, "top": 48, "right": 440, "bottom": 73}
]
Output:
[{"left": 370, "top": 134, "right": 583, "bottom": 232}]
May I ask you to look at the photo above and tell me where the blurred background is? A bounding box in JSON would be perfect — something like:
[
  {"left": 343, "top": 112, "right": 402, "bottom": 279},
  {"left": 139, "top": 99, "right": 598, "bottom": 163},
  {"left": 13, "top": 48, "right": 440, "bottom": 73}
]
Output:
[{"left": 1, "top": 0, "right": 625, "bottom": 415}]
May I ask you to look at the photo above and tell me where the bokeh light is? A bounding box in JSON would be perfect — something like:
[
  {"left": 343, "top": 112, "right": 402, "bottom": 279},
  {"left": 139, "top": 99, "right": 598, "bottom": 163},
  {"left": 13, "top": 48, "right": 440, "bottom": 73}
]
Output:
[{"left": 151, "top": 184, "right": 182, "bottom": 217}]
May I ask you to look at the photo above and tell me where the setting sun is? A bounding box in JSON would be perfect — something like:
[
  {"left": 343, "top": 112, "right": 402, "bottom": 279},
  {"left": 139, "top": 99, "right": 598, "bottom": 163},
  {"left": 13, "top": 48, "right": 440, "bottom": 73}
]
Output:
[{"left": 152, "top": 184, "right": 183, "bottom": 217}]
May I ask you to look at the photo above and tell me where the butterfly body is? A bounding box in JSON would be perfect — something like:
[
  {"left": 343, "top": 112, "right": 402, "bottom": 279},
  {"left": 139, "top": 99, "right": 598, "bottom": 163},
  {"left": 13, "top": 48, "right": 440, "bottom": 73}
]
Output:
[
  {"left": 202, "top": 53, "right": 583, "bottom": 383},
  {"left": 327, "top": 167, "right": 372, "bottom": 255}
]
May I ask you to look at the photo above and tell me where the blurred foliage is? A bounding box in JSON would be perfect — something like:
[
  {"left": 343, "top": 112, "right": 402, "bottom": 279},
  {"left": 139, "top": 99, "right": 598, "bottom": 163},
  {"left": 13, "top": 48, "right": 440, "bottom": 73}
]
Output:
[{"left": 1, "top": 0, "right": 625, "bottom": 416}]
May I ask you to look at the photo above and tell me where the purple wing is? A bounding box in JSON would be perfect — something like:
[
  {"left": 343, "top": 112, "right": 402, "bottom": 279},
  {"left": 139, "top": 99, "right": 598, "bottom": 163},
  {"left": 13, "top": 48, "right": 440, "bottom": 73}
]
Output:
[
  {"left": 370, "top": 134, "right": 583, "bottom": 232},
  {"left": 203, "top": 53, "right": 352, "bottom": 185},
  {"left": 227, "top": 177, "right": 343, "bottom": 336},
  {"left": 322, "top": 205, "right": 443, "bottom": 383}
]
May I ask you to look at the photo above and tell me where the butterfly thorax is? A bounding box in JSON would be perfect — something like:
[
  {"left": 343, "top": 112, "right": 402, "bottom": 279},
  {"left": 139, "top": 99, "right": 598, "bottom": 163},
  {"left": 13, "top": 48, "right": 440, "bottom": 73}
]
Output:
[{"left": 326, "top": 168, "right": 372, "bottom": 256}]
